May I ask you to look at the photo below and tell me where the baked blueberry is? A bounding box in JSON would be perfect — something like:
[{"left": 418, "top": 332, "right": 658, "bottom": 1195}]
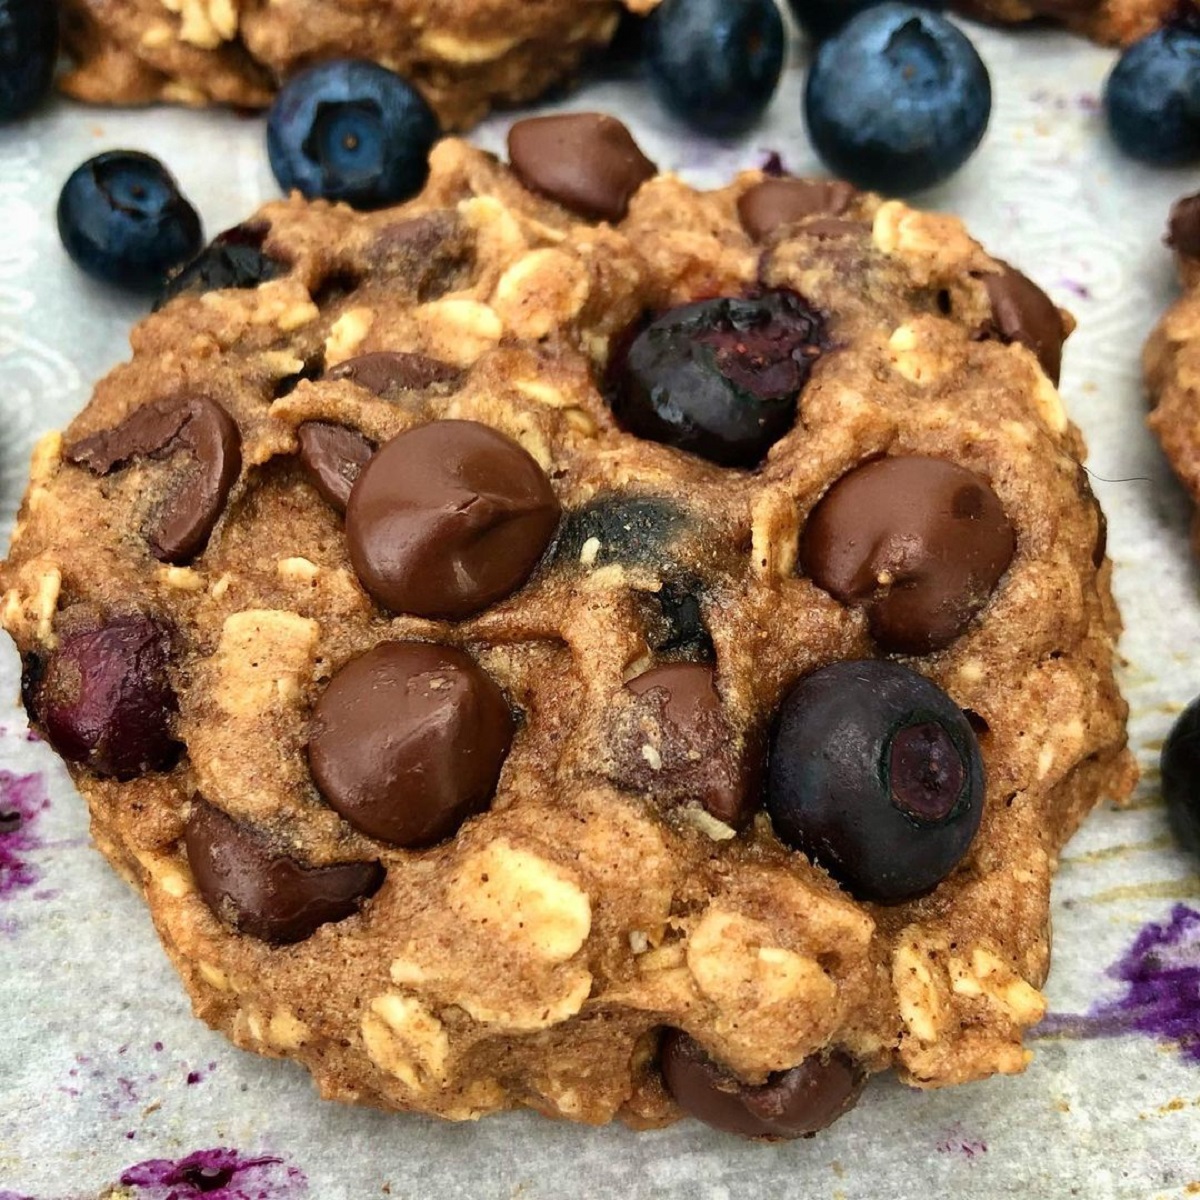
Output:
[
  {"left": 0, "top": 0, "right": 58, "bottom": 121},
  {"left": 157, "top": 222, "right": 286, "bottom": 310},
  {"left": 766, "top": 659, "right": 983, "bottom": 903},
  {"left": 57, "top": 152, "right": 203, "bottom": 293},
  {"left": 645, "top": 0, "right": 786, "bottom": 136},
  {"left": 1104, "top": 29, "right": 1200, "bottom": 165},
  {"left": 786, "top": 0, "right": 942, "bottom": 40},
  {"left": 557, "top": 496, "right": 687, "bottom": 569},
  {"left": 804, "top": 4, "right": 991, "bottom": 193},
  {"left": 267, "top": 60, "right": 440, "bottom": 209},
  {"left": 1161, "top": 698, "right": 1200, "bottom": 854},
  {"left": 607, "top": 291, "right": 826, "bottom": 469}
]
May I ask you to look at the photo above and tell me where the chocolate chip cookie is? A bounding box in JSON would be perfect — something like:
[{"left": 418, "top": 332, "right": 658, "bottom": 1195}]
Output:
[
  {"left": 1146, "top": 192, "right": 1200, "bottom": 551},
  {"left": 1, "top": 115, "right": 1134, "bottom": 1136},
  {"left": 58, "top": 0, "right": 653, "bottom": 127}
]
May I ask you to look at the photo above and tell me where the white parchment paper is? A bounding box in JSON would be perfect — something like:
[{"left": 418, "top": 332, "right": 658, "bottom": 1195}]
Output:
[{"left": 2, "top": 24, "right": 1200, "bottom": 1199}]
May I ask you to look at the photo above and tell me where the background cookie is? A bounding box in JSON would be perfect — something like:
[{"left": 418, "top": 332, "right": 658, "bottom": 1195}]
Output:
[
  {"left": 59, "top": 0, "right": 654, "bottom": 127},
  {"left": 0, "top": 122, "right": 1134, "bottom": 1131}
]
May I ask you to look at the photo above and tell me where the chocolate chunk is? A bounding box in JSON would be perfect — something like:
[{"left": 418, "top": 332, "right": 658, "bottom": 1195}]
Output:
[
  {"left": 801, "top": 456, "right": 1015, "bottom": 655},
  {"left": 508, "top": 113, "right": 657, "bottom": 223},
  {"left": 308, "top": 642, "right": 514, "bottom": 847},
  {"left": 296, "top": 423, "right": 375, "bottom": 513},
  {"left": 980, "top": 264, "right": 1068, "bottom": 385},
  {"left": 737, "top": 178, "right": 857, "bottom": 241},
  {"left": 67, "top": 396, "right": 242, "bottom": 564},
  {"left": 1168, "top": 193, "right": 1200, "bottom": 261},
  {"left": 185, "top": 799, "right": 384, "bottom": 944},
  {"left": 346, "top": 420, "right": 561, "bottom": 620},
  {"left": 324, "top": 351, "right": 463, "bottom": 396},
  {"left": 660, "top": 1030, "right": 867, "bottom": 1140},
  {"left": 31, "top": 614, "right": 180, "bottom": 779},
  {"left": 623, "top": 663, "right": 755, "bottom": 828}
]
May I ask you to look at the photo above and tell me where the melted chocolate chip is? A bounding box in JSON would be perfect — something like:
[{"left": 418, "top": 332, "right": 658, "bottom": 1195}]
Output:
[
  {"left": 801, "top": 456, "right": 1015, "bottom": 655},
  {"left": 1168, "top": 193, "right": 1200, "bottom": 261},
  {"left": 32, "top": 614, "right": 180, "bottom": 779},
  {"left": 346, "top": 420, "right": 561, "bottom": 619},
  {"left": 296, "top": 422, "right": 374, "bottom": 513},
  {"left": 661, "top": 1030, "right": 867, "bottom": 1140},
  {"left": 67, "top": 396, "right": 242, "bottom": 564},
  {"left": 980, "top": 264, "right": 1068, "bottom": 385},
  {"left": 185, "top": 799, "right": 384, "bottom": 944},
  {"left": 308, "top": 642, "right": 514, "bottom": 847},
  {"left": 622, "top": 663, "right": 756, "bottom": 828},
  {"left": 737, "top": 178, "right": 858, "bottom": 241},
  {"left": 325, "top": 351, "right": 463, "bottom": 396},
  {"left": 508, "top": 113, "right": 657, "bottom": 223}
]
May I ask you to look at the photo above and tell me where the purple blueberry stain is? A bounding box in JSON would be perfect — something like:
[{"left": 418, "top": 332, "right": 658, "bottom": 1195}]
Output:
[
  {"left": 0, "top": 769, "right": 49, "bottom": 902},
  {"left": 1036, "top": 905, "right": 1200, "bottom": 1063},
  {"left": 935, "top": 1123, "right": 987, "bottom": 1159},
  {"left": 119, "top": 1148, "right": 307, "bottom": 1199}
]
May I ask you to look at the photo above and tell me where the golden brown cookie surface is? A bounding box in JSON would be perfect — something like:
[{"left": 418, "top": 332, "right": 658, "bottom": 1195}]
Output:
[{"left": 0, "top": 128, "right": 1133, "bottom": 1131}]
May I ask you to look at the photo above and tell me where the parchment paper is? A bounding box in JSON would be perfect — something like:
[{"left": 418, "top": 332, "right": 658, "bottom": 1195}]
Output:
[{"left": 2, "top": 24, "right": 1199, "bottom": 1199}]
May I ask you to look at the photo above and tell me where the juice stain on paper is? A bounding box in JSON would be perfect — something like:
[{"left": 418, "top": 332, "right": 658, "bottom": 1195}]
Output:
[
  {"left": 0, "top": 769, "right": 49, "bottom": 902},
  {"left": 118, "top": 1147, "right": 307, "bottom": 1198},
  {"left": 1037, "top": 904, "right": 1200, "bottom": 1063}
]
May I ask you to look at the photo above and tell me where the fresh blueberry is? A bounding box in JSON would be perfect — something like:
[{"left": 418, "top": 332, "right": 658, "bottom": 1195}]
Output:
[
  {"left": 1162, "top": 698, "right": 1200, "bottom": 854},
  {"left": 766, "top": 659, "right": 984, "bottom": 903},
  {"left": 645, "top": 0, "right": 786, "bottom": 136},
  {"left": 607, "top": 291, "right": 826, "bottom": 469},
  {"left": 57, "top": 151, "right": 203, "bottom": 292},
  {"left": 267, "top": 60, "right": 440, "bottom": 209},
  {"left": 787, "top": 0, "right": 943, "bottom": 40},
  {"left": 1104, "top": 28, "right": 1200, "bottom": 165},
  {"left": 0, "top": 0, "right": 58, "bottom": 121},
  {"left": 804, "top": 4, "right": 991, "bottom": 193},
  {"left": 156, "top": 221, "right": 286, "bottom": 310}
]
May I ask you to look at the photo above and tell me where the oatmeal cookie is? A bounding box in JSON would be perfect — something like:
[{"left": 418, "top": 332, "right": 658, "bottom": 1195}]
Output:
[
  {"left": 1146, "top": 193, "right": 1200, "bottom": 551},
  {"left": 0, "top": 114, "right": 1133, "bottom": 1136},
  {"left": 955, "top": 0, "right": 1178, "bottom": 46},
  {"left": 58, "top": 0, "right": 656, "bottom": 127}
]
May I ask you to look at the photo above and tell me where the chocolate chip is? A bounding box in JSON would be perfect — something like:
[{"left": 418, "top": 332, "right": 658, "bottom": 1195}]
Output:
[
  {"left": 324, "top": 351, "right": 463, "bottom": 396},
  {"left": 660, "top": 1030, "right": 867, "bottom": 1140},
  {"left": 185, "top": 799, "right": 384, "bottom": 944},
  {"left": 980, "top": 264, "right": 1068, "bottom": 385},
  {"left": 737, "top": 178, "right": 857, "bottom": 241},
  {"left": 801, "top": 456, "right": 1015, "bottom": 655},
  {"left": 1168, "top": 193, "right": 1200, "bottom": 261},
  {"left": 308, "top": 642, "right": 514, "bottom": 847},
  {"left": 31, "top": 613, "right": 180, "bottom": 779},
  {"left": 346, "top": 420, "right": 561, "bottom": 619},
  {"left": 296, "top": 422, "right": 374, "bottom": 513},
  {"left": 67, "top": 396, "right": 242, "bottom": 564},
  {"left": 622, "top": 663, "right": 755, "bottom": 828},
  {"left": 157, "top": 221, "right": 285, "bottom": 310},
  {"left": 508, "top": 113, "right": 657, "bottom": 223},
  {"left": 368, "top": 211, "right": 474, "bottom": 301}
]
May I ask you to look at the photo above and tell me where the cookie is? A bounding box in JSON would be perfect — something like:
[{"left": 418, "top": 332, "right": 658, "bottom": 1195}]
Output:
[
  {"left": 58, "top": 0, "right": 654, "bottom": 128},
  {"left": 955, "top": 0, "right": 1177, "bottom": 45},
  {"left": 1, "top": 115, "right": 1134, "bottom": 1135},
  {"left": 1147, "top": 192, "right": 1200, "bottom": 550}
]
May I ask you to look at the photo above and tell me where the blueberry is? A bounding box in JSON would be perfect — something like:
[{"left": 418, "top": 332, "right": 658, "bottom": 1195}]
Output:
[
  {"left": 766, "top": 659, "right": 984, "bottom": 903},
  {"left": 267, "top": 60, "right": 440, "bottom": 209},
  {"left": 607, "top": 292, "right": 825, "bottom": 469},
  {"left": 1162, "top": 698, "right": 1200, "bottom": 854},
  {"left": 645, "top": 0, "right": 786, "bottom": 137},
  {"left": 0, "top": 0, "right": 58, "bottom": 121},
  {"left": 787, "top": 0, "right": 942, "bottom": 40},
  {"left": 156, "top": 221, "right": 286, "bottom": 310},
  {"left": 29, "top": 614, "right": 181, "bottom": 780},
  {"left": 804, "top": 4, "right": 991, "bottom": 193},
  {"left": 1104, "top": 28, "right": 1200, "bottom": 165},
  {"left": 57, "top": 151, "right": 203, "bottom": 293},
  {"left": 557, "top": 496, "right": 688, "bottom": 569}
]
